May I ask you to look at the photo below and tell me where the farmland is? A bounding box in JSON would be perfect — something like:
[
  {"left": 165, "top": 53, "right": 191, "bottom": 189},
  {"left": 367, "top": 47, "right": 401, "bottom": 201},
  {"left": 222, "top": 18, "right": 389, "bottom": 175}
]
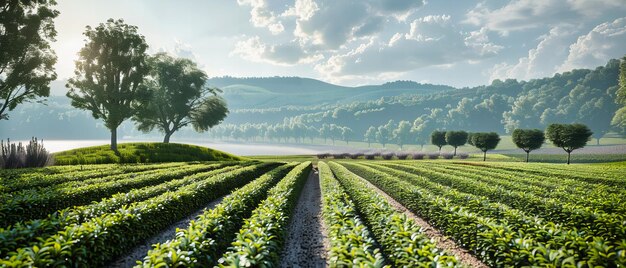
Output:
[{"left": 0, "top": 159, "right": 625, "bottom": 267}]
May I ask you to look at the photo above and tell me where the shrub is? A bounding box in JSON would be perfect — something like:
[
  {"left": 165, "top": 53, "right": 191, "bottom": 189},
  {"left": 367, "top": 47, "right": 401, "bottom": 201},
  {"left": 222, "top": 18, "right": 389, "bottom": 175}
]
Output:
[
  {"left": 428, "top": 153, "right": 439, "bottom": 159},
  {"left": 441, "top": 153, "right": 454, "bottom": 159},
  {"left": 396, "top": 152, "right": 409, "bottom": 160},
  {"left": 364, "top": 154, "right": 376, "bottom": 160},
  {"left": 317, "top": 153, "right": 330, "bottom": 159},
  {"left": 381, "top": 153, "right": 394, "bottom": 160},
  {"left": 411, "top": 153, "right": 425, "bottom": 160},
  {"left": 458, "top": 153, "right": 469, "bottom": 159},
  {"left": 1, "top": 138, "right": 52, "bottom": 169},
  {"left": 349, "top": 153, "right": 364, "bottom": 159}
]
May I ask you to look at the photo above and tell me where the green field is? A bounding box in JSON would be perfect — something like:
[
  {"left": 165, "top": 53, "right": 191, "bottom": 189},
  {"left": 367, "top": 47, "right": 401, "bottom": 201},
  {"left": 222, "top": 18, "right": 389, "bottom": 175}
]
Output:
[{"left": 0, "top": 158, "right": 624, "bottom": 267}]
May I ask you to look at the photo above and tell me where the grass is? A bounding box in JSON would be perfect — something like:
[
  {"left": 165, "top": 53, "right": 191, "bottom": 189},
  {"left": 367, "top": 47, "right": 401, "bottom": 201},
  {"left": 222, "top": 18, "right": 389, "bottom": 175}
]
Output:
[
  {"left": 503, "top": 153, "right": 626, "bottom": 163},
  {"left": 53, "top": 142, "right": 245, "bottom": 165}
]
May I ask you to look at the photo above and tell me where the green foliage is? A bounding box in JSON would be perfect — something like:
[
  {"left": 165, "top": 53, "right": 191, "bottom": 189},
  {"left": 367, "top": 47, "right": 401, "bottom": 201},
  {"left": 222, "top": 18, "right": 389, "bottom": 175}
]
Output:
[
  {"left": 139, "top": 163, "right": 298, "bottom": 267},
  {"left": 66, "top": 18, "right": 150, "bottom": 151},
  {"left": 613, "top": 56, "right": 626, "bottom": 134},
  {"left": 392, "top": 120, "right": 412, "bottom": 149},
  {"left": 430, "top": 130, "right": 447, "bottom": 150},
  {"left": 0, "top": 0, "right": 58, "bottom": 120},
  {"left": 0, "top": 163, "right": 278, "bottom": 267},
  {"left": 0, "top": 138, "right": 52, "bottom": 169},
  {"left": 133, "top": 52, "right": 228, "bottom": 143},
  {"left": 364, "top": 126, "right": 377, "bottom": 146},
  {"left": 317, "top": 162, "right": 386, "bottom": 267},
  {"left": 546, "top": 123, "right": 593, "bottom": 163},
  {"left": 53, "top": 142, "right": 243, "bottom": 165},
  {"left": 445, "top": 130, "right": 468, "bottom": 155},
  {"left": 218, "top": 162, "right": 312, "bottom": 267},
  {"left": 512, "top": 129, "right": 545, "bottom": 162},
  {"left": 471, "top": 132, "right": 500, "bottom": 161}
]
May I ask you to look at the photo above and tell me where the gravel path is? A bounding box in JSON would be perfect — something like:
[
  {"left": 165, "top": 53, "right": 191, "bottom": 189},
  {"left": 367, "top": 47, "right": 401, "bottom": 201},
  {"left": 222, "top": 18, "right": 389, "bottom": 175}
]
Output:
[
  {"left": 279, "top": 168, "right": 329, "bottom": 268},
  {"left": 107, "top": 195, "right": 226, "bottom": 268},
  {"left": 354, "top": 173, "right": 487, "bottom": 268}
]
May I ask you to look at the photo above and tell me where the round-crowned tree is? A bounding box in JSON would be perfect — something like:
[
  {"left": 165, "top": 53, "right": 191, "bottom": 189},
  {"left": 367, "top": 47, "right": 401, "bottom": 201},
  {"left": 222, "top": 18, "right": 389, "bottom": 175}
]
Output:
[
  {"left": 431, "top": 130, "right": 447, "bottom": 152},
  {"left": 471, "top": 132, "right": 501, "bottom": 161},
  {"left": 445, "top": 130, "right": 468, "bottom": 156},
  {"left": 545, "top": 123, "right": 593, "bottom": 164},
  {"left": 512, "top": 129, "right": 545, "bottom": 162}
]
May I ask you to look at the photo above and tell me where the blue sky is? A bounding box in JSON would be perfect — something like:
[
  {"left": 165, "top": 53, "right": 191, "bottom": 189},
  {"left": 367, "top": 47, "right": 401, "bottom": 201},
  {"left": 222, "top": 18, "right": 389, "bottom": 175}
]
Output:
[{"left": 51, "top": 0, "right": 626, "bottom": 88}]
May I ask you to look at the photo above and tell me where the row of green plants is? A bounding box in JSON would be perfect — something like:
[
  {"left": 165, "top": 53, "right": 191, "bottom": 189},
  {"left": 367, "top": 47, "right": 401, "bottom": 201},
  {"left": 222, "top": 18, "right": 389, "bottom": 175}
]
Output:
[
  {"left": 416, "top": 162, "right": 626, "bottom": 214},
  {"left": 327, "top": 162, "right": 459, "bottom": 267},
  {"left": 368, "top": 162, "right": 625, "bottom": 243},
  {"left": 0, "top": 161, "right": 189, "bottom": 193},
  {"left": 317, "top": 162, "right": 386, "bottom": 266},
  {"left": 217, "top": 162, "right": 312, "bottom": 267},
  {"left": 341, "top": 162, "right": 625, "bottom": 267},
  {"left": 0, "top": 163, "right": 231, "bottom": 227},
  {"left": 0, "top": 163, "right": 279, "bottom": 267},
  {"left": 137, "top": 162, "right": 299, "bottom": 267},
  {"left": 0, "top": 164, "right": 246, "bottom": 256}
]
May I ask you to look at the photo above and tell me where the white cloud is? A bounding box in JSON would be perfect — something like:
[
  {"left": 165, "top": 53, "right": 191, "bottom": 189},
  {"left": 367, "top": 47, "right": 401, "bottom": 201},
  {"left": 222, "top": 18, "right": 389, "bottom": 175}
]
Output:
[
  {"left": 489, "top": 25, "right": 577, "bottom": 81},
  {"left": 315, "top": 15, "right": 502, "bottom": 80},
  {"left": 231, "top": 36, "right": 323, "bottom": 66},
  {"left": 465, "top": 0, "right": 626, "bottom": 34},
  {"left": 558, "top": 17, "right": 626, "bottom": 72},
  {"left": 237, "top": 0, "right": 284, "bottom": 35},
  {"left": 281, "top": 0, "right": 319, "bottom": 21}
]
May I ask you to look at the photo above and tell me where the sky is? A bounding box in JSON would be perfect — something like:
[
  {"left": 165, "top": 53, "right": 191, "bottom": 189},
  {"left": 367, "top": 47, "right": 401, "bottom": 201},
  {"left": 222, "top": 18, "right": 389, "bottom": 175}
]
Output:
[{"left": 50, "top": 0, "right": 626, "bottom": 89}]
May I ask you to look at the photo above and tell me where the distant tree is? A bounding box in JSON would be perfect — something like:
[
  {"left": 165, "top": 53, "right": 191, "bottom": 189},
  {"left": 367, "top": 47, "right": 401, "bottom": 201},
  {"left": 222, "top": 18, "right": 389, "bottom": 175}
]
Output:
[
  {"left": 0, "top": 0, "right": 59, "bottom": 120},
  {"left": 320, "top": 124, "right": 330, "bottom": 143},
  {"left": 66, "top": 19, "right": 150, "bottom": 152},
  {"left": 445, "top": 130, "right": 468, "bottom": 156},
  {"left": 471, "top": 132, "right": 500, "bottom": 161},
  {"left": 431, "top": 130, "right": 447, "bottom": 152},
  {"left": 330, "top": 124, "right": 342, "bottom": 145},
  {"left": 133, "top": 53, "right": 228, "bottom": 143},
  {"left": 364, "top": 126, "right": 377, "bottom": 147},
  {"left": 546, "top": 123, "right": 593, "bottom": 164},
  {"left": 512, "top": 129, "right": 545, "bottom": 162},
  {"left": 376, "top": 120, "right": 394, "bottom": 148},
  {"left": 393, "top": 120, "right": 412, "bottom": 150},
  {"left": 341, "top": 127, "right": 353, "bottom": 144},
  {"left": 467, "top": 132, "right": 475, "bottom": 146},
  {"left": 613, "top": 56, "right": 626, "bottom": 135}
]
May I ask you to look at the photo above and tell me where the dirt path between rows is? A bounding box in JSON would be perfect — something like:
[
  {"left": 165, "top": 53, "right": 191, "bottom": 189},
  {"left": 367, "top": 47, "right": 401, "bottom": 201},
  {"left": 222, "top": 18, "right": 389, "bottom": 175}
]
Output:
[
  {"left": 107, "top": 195, "right": 226, "bottom": 268},
  {"left": 355, "top": 173, "right": 487, "bottom": 268},
  {"left": 279, "top": 169, "right": 329, "bottom": 268}
]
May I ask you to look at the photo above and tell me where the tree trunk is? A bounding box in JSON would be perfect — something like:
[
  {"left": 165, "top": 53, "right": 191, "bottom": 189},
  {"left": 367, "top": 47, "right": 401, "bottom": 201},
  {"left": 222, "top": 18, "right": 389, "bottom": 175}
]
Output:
[
  {"left": 567, "top": 151, "right": 571, "bottom": 165},
  {"left": 110, "top": 127, "right": 118, "bottom": 154},
  {"left": 483, "top": 151, "right": 486, "bottom": 161},
  {"left": 526, "top": 151, "right": 530, "bottom": 163},
  {"left": 368, "top": 142, "right": 371, "bottom": 148},
  {"left": 453, "top": 146, "right": 457, "bottom": 156},
  {"left": 597, "top": 138, "right": 600, "bottom": 146},
  {"left": 163, "top": 132, "right": 173, "bottom": 143}
]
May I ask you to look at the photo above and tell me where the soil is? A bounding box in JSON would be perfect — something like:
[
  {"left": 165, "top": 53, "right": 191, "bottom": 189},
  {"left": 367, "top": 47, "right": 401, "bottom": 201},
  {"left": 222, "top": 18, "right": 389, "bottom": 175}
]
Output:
[
  {"left": 107, "top": 195, "right": 226, "bottom": 268},
  {"left": 279, "top": 169, "right": 329, "bottom": 268},
  {"left": 355, "top": 173, "right": 488, "bottom": 268}
]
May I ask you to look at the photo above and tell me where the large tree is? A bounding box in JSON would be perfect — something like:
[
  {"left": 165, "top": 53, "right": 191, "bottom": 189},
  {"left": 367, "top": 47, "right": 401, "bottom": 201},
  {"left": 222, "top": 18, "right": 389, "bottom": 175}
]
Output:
[
  {"left": 430, "top": 130, "right": 446, "bottom": 152},
  {"left": 546, "top": 123, "right": 593, "bottom": 164},
  {"left": 66, "top": 19, "right": 150, "bottom": 152},
  {"left": 512, "top": 128, "right": 545, "bottom": 162},
  {"left": 0, "top": 0, "right": 58, "bottom": 120},
  {"left": 613, "top": 56, "right": 626, "bottom": 135},
  {"left": 133, "top": 53, "right": 228, "bottom": 143},
  {"left": 393, "top": 120, "right": 412, "bottom": 150},
  {"left": 471, "top": 132, "right": 500, "bottom": 161},
  {"left": 445, "top": 130, "right": 468, "bottom": 156}
]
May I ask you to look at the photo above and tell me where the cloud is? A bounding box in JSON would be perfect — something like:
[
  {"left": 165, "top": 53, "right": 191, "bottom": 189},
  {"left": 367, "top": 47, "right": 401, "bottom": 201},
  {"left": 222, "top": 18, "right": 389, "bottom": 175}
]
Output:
[
  {"left": 465, "top": 0, "right": 626, "bottom": 34},
  {"left": 558, "top": 17, "right": 626, "bottom": 72},
  {"left": 231, "top": 36, "right": 323, "bottom": 66},
  {"left": 237, "top": 0, "right": 284, "bottom": 34},
  {"left": 315, "top": 15, "right": 502, "bottom": 79},
  {"left": 489, "top": 25, "right": 577, "bottom": 81}
]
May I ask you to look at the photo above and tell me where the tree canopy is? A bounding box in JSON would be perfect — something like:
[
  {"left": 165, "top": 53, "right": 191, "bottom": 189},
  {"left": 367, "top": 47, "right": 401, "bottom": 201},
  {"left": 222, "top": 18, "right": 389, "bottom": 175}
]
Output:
[
  {"left": 0, "top": 0, "right": 58, "bottom": 120},
  {"left": 133, "top": 53, "right": 227, "bottom": 143},
  {"left": 393, "top": 120, "right": 412, "bottom": 150},
  {"left": 512, "top": 129, "right": 545, "bottom": 162},
  {"left": 66, "top": 19, "right": 149, "bottom": 152},
  {"left": 430, "top": 130, "right": 447, "bottom": 151},
  {"left": 445, "top": 130, "right": 468, "bottom": 156},
  {"left": 471, "top": 132, "right": 500, "bottom": 161},
  {"left": 545, "top": 123, "right": 593, "bottom": 164}
]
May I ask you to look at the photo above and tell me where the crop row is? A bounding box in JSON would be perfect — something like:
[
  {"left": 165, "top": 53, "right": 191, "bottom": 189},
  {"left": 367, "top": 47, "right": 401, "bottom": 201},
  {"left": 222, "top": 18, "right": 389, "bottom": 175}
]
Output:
[
  {"left": 317, "top": 162, "right": 386, "bottom": 267},
  {"left": 0, "top": 162, "right": 279, "bottom": 267},
  {"left": 328, "top": 162, "right": 459, "bottom": 267},
  {"left": 137, "top": 162, "right": 300, "bottom": 267},
  {"left": 369, "top": 162, "right": 626, "bottom": 242},
  {"left": 217, "top": 161, "right": 312, "bottom": 267},
  {"left": 341, "top": 162, "right": 625, "bottom": 267},
  {"left": 388, "top": 162, "right": 626, "bottom": 215},
  {"left": 0, "top": 164, "right": 245, "bottom": 256}
]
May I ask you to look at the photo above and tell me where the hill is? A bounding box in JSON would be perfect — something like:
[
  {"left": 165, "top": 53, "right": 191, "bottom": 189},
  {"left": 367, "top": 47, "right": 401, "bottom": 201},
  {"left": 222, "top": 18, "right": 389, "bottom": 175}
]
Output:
[{"left": 53, "top": 143, "right": 245, "bottom": 165}]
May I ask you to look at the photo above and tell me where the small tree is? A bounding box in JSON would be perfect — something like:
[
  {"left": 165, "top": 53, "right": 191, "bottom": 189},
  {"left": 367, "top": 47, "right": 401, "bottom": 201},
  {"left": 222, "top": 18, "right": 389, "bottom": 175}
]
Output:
[
  {"left": 471, "top": 132, "right": 500, "bottom": 161},
  {"left": 66, "top": 19, "right": 149, "bottom": 152},
  {"left": 341, "top": 127, "right": 353, "bottom": 144},
  {"left": 393, "top": 120, "right": 412, "bottom": 150},
  {"left": 512, "top": 129, "right": 545, "bottom": 162},
  {"left": 364, "top": 126, "right": 376, "bottom": 147},
  {"left": 431, "top": 130, "right": 447, "bottom": 152},
  {"left": 445, "top": 130, "right": 468, "bottom": 156},
  {"left": 0, "top": 0, "right": 59, "bottom": 120},
  {"left": 133, "top": 53, "right": 228, "bottom": 143},
  {"left": 546, "top": 123, "right": 593, "bottom": 164}
]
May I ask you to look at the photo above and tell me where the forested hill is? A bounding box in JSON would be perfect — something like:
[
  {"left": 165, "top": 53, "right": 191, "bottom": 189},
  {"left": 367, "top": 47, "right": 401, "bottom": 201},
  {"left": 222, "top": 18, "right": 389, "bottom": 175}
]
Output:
[
  {"left": 0, "top": 59, "right": 622, "bottom": 142},
  {"left": 207, "top": 76, "right": 455, "bottom": 109}
]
